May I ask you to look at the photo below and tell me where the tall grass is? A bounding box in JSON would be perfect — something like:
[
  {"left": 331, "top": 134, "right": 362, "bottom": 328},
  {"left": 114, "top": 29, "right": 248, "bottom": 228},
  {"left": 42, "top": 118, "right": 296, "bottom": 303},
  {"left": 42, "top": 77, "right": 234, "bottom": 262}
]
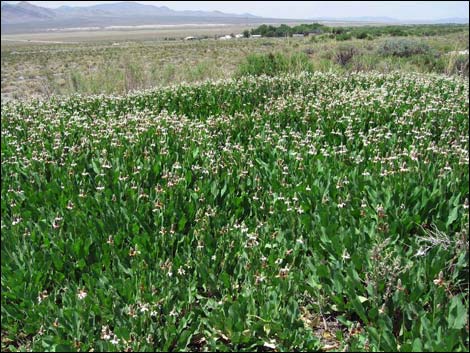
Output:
[{"left": 236, "top": 52, "right": 314, "bottom": 77}]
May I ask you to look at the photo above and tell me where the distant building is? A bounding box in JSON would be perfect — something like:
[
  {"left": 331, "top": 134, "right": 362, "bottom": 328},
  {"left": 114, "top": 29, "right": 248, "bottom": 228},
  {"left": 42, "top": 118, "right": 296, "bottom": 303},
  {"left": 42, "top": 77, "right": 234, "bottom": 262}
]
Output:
[
  {"left": 235, "top": 34, "right": 244, "bottom": 38},
  {"left": 446, "top": 49, "right": 469, "bottom": 55},
  {"left": 219, "top": 35, "right": 232, "bottom": 40},
  {"left": 184, "top": 36, "right": 196, "bottom": 41},
  {"left": 251, "top": 34, "right": 262, "bottom": 38},
  {"left": 292, "top": 33, "right": 304, "bottom": 38}
]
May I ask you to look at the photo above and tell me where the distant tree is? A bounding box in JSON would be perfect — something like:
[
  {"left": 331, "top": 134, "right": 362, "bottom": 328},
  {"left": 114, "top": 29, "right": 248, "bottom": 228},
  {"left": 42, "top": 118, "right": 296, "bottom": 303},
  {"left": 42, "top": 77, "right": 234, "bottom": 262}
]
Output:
[
  {"left": 332, "top": 27, "right": 345, "bottom": 35},
  {"left": 243, "top": 30, "right": 250, "bottom": 38},
  {"left": 355, "top": 31, "right": 368, "bottom": 39},
  {"left": 278, "top": 24, "right": 291, "bottom": 37}
]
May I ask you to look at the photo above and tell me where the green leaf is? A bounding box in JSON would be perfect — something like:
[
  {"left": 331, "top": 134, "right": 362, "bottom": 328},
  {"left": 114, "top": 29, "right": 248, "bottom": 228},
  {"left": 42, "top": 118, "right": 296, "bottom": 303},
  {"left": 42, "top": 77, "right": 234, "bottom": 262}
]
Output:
[
  {"left": 53, "top": 344, "right": 74, "bottom": 352},
  {"left": 357, "top": 295, "right": 368, "bottom": 303},
  {"left": 77, "top": 259, "right": 86, "bottom": 270},
  {"left": 132, "top": 223, "right": 140, "bottom": 235},
  {"left": 220, "top": 272, "right": 231, "bottom": 289},
  {"left": 448, "top": 295, "right": 467, "bottom": 330},
  {"left": 446, "top": 206, "right": 459, "bottom": 228},
  {"left": 412, "top": 338, "right": 423, "bottom": 351},
  {"left": 52, "top": 256, "right": 64, "bottom": 271},
  {"left": 221, "top": 182, "right": 227, "bottom": 197},
  {"left": 178, "top": 216, "right": 187, "bottom": 232},
  {"left": 211, "top": 182, "right": 219, "bottom": 199},
  {"left": 91, "top": 160, "right": 100, "bottom": 174},
  {"left": 350, "top": 297, "right": 368, "bottom": 324},
  {"left": 185, "top": 171, "right": 192, "bottom": 184}
]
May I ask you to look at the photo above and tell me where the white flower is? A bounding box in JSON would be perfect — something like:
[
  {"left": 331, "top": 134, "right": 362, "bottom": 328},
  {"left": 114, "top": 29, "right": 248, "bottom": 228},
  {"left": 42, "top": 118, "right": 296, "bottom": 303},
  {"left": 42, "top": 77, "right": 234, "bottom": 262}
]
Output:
[
  {"left": 101, "top": 325, "right": 112, "bottom": 340},
  {"left": 255, "top": 275, "right": 266, "bottom": 284},
  {"left": 278, "top": 267, "right": 289, "bottom": 278},
  {"left": 140, "top": 303, "right": 150, "bottom": 313},
  {"left": 37, "top": 290, "right": 48, "bottom": 303},
  {"left": 37, "top": 325, "right": 45, "bottom": 336},
  {"left": 77, "top": 289, "right": 87, "bottom": 300},
  {"left": 264, "top": 340, "right": 277, "bottom": 349},
  {"left": 110, "top": 335, "right": 120, "bottom": 345},
  {"left": 414, "top": 248, "right": 427, "bottom": 257}
]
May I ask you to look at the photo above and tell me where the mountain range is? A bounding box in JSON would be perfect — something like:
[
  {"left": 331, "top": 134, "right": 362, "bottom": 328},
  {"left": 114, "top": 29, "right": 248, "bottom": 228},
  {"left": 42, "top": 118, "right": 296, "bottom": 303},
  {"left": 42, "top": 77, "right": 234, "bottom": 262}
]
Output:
[
  {"left": 310, "top": 16, "right": 469, "bottom": 24},
  {"left": 1, "top": 1, "right": 259, "bottom": 24}
]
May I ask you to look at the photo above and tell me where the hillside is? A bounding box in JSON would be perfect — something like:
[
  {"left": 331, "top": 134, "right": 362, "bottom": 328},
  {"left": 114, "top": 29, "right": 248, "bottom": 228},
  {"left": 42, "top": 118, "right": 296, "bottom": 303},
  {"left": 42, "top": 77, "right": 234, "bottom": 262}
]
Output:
[
  {"left": 1, "top": 1, "right": 262, "bottom": 33},
  {"left": 1, "top": 1, "right": 56, "bottom": 23}
]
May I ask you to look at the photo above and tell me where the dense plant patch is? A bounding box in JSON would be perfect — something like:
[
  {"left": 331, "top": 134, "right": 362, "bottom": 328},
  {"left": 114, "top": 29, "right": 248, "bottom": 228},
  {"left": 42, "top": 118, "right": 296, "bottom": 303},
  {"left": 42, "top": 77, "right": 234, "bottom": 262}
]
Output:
[{"left": 1, "top": 72, "right": 469, "bottom": 351}]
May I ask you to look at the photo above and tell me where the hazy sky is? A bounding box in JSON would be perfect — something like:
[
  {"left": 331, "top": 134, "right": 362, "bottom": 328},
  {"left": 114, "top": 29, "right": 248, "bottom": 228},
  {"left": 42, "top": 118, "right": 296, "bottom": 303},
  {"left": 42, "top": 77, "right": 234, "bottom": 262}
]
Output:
[{"left": 6, "top": 1, "right": 470, "bottom": 20}]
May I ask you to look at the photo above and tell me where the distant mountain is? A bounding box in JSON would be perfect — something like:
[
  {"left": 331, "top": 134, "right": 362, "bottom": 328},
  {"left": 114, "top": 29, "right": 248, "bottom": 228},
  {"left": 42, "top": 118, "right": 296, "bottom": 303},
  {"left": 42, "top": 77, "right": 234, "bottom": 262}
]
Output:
[
  {"left": 2, "top": 1, "right": 55, "bottom": 23},
  {"left": 310, "top": 16, "right": 469, "bottom": 24},
  {"left": 2, "top": 1, "right": 260, "bottom": 26},
  {"left": 311, "top": 16, "right": 397, "bottom": 23},
  {"left": 424, "top": 17, "right": 469, "bottom": 24},
  {"left": 53, "top": 5, "right": 111, "bottom": 18},
  {"left": 55, "top": 2, "right": 175, "bottom": 17},
  {"left": 82, "top": 2, "right": 258, "bottom": 18}
]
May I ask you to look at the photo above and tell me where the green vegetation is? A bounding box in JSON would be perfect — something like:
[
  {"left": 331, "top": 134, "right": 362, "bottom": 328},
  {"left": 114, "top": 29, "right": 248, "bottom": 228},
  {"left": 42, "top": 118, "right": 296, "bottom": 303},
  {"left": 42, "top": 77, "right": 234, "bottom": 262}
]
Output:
[
  {"left": 249, "top": 23, "right": 327, "bottom": 37},
  {"left": 2, "top": 71, "right": 469, "bottom": 352},
  {"left": 236, "top": 52, "right": 313, "bottom": 76},
  {"left": 377, "top": 38, "right": 432, "bottom": 57},
  {"left": 249, "top": 22, "right": 469, "bottom": 40},
  {"left": 343, "top": 23, "right": 469, "bottom": 38}
]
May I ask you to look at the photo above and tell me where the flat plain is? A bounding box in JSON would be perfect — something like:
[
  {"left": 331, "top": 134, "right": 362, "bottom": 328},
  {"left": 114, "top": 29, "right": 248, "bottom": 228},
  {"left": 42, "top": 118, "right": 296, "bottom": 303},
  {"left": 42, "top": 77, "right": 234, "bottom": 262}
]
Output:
[{"left": 2, "top": 23, "right": 467, "bottom": 100}]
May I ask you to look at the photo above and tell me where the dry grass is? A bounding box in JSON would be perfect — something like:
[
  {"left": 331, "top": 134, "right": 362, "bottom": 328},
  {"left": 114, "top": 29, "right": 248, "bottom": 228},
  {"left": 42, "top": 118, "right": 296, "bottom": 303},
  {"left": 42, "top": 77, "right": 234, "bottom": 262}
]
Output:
[{"left": 1, "top": 29, "right": 468, "bottom": 100}]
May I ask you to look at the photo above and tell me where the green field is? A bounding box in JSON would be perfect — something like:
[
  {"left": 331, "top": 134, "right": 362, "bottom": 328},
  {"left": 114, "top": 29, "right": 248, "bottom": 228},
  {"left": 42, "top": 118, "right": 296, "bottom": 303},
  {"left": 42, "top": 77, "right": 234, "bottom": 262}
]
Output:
[{"left": 1, "top": 71, "right": 469, "bottom": 351}]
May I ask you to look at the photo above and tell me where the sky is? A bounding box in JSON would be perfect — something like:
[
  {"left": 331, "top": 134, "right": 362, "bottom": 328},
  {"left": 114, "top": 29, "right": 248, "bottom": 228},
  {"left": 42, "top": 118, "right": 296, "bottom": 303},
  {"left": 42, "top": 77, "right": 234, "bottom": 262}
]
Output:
[{"left": 5, "top": 1, "right": 470, "bottom": 20}]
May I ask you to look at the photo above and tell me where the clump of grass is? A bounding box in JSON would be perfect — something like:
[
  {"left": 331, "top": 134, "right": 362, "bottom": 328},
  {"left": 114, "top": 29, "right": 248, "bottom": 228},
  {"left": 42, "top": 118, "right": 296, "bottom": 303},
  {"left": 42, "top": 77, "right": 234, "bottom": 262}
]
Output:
[
  {"left": 236, "top": 52, "right": 313, "bottom": 77},
  {"left": 335, "top": 44, "right": 357, "bottom": 66},
  {"left": 445, "top": 54, "right": 469, "bottom": 76},
  {"left": 122, "top": 56, "right": 145, "bottom": 93},
  {"left": 186, "top": 61, "right": 214, "bottom": 82},
  {"left": 377, "top": 38, "right": 432, "bottom": 57},
  {"left": 336, "top": 33, "right": 352, "bottom": 41}
]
